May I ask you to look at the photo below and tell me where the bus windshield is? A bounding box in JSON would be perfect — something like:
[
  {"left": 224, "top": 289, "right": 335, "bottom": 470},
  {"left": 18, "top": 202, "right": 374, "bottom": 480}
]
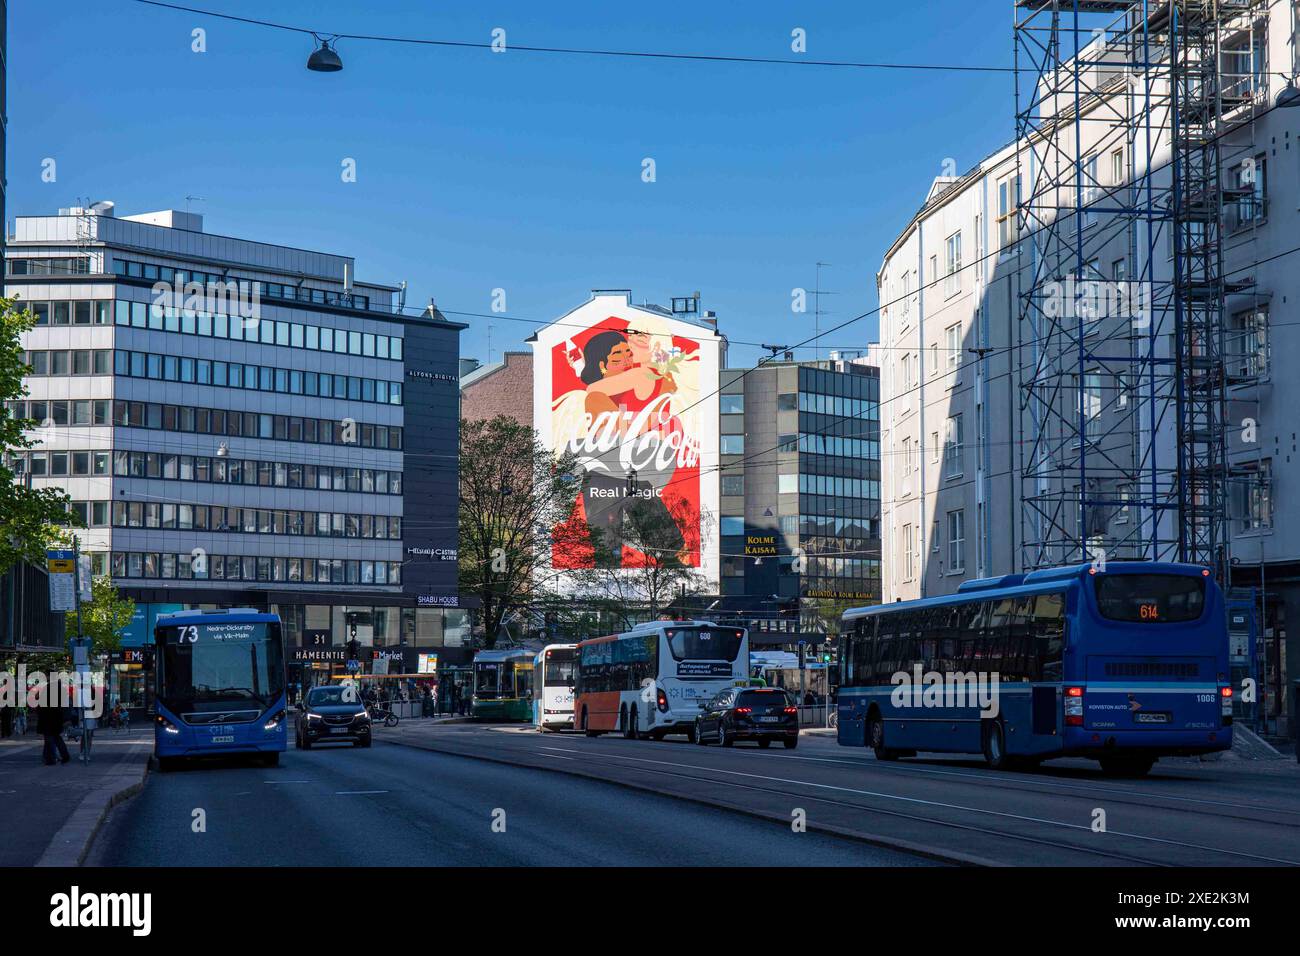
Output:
[
  {"left": 158, "top": 621, "right": 284, "bottom": 713},
  {"left": 545, "top": 659, "right": 576, "bottom": 687},
  {"left": 666, "top": 626, "right": 744, "bottom": 662},
  {"left": 475, "top": 663, "right": 505, "bottom": 699},
  {"left": 1094, "top": 574, "right": 1206, "bottom": 624}
]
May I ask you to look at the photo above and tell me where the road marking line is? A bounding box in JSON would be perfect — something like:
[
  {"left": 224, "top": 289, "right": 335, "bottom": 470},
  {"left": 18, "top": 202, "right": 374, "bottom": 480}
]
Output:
[
  {"left": 535, "top": 746, "right": 1300, "bottom": 865},
  {"left": 334, "top": 790, "right": 389, "bottom": 795},
  {"left": 263, "top": 780, "right": 309, "bottom": 784}
]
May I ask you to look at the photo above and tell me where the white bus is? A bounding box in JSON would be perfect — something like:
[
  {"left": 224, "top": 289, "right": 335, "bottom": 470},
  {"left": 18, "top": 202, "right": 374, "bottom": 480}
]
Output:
[
  {"left": 532, "top": 644, "right": 577, "bottom": 731},
  {"left": 574, "top": 621, "right": 750, "bottom": 742}
]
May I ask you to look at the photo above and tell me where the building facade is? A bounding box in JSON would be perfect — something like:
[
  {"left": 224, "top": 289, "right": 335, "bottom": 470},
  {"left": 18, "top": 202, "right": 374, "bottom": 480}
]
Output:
[
  {"left": 460, "top": 351, "right": 533, "bottom": 426},
  {"left": 716, "top": 356, "right": 881, "bottom": 647},
  {"left": 4, "top": 205, "right": 467, "bottom": 704},
  {"left": 876, "top": 3, "right": 1300, "bottom": 735}
]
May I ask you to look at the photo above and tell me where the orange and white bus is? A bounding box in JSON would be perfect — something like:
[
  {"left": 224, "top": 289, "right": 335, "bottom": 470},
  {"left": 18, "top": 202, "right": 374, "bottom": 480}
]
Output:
[{"left": 574, "top": 621, "right": 750, "bottom": 742}]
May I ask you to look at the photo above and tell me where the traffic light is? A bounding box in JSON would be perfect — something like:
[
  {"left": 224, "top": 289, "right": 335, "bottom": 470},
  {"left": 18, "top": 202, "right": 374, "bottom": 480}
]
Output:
[
  {"left": 346, "top": 639, "right": 360, "bottom": 661},
  {"left": 797, "top": 641, "right": 807, "bottom": 668}
]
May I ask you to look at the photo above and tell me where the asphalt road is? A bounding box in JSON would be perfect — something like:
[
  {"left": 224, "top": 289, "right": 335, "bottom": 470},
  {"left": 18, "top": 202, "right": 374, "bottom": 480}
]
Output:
[
  {"left": 377, "top": 723, "right": 1300, "bottom": 866},
  {"left": 86, "top": 733, "right": 927, "bottom": 866}
]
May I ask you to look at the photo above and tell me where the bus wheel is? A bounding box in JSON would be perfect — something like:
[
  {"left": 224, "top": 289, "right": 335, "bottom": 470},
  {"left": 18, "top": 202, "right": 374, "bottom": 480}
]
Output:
[
  {"left": 582, "top": 710, "right": 599, "bottom": 738},
  {"left": 155, "top": 756, "right": 176, "bottom": 773},
  {"left": 626, "top": 707, "right": 640, "bottom": 740},
  {"left": 262, "top": 752, "right": 280, "bottom": 768},
  {"left": 982, "top": 721, "right": 1010, "bottom": 770},
  {"left": 1099, "top": 756, "right": 1155, "bottom": 778},
  {"left": 869, "top": 716, "right": 897, "bottom": 761}
]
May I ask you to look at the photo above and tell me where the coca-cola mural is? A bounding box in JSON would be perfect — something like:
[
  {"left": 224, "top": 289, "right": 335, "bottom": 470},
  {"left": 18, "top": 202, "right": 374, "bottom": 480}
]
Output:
[{"left": 531, "top": 294, "right": 721, "bottom": 588}]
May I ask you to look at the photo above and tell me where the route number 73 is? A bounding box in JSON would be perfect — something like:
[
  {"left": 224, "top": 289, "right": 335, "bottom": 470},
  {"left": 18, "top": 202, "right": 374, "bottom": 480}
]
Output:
[{"left": 179, "top": 625, "right": 199, "bottom": 643}]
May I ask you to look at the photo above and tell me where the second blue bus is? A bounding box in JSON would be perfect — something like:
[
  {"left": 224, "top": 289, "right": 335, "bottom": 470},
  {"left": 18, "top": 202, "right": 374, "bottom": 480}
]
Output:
[{"left": 836, "top": 562, "right": 1232, "bottom": 777}]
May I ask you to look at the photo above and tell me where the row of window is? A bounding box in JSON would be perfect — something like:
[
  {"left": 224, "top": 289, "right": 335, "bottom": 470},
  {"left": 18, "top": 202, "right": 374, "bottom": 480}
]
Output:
[
  {"left": 8, "top": 257, "right": 91, "bottom": 276},
  {"left": 5, "top": 399, "right": 404, "bottom": 450},
  {"left": 106, "top": 451, "right": 401, "bottom": 493},
  {"left": 722, "top": 554, "right": 879, "bottom": 579},
  {"left": 841, "top": 592, "right": 1066, "bottom": 686},
  {"left": 102, "top": 347, "right": 404, "bottom": 406},
  {"left": 798, "top": 433, "right": 879, "bottom": 460},
  {"left": 110, "top": 296, "right": 400, "bottom": 356},
  {"left": 799, "top": 474, "right": 879, "bottom": 500},
  {"left": 798, "top": 391, "right": 879, "bottom": 420},
  {"left": 112, "top": 258, "right": 384, "bottom": 313},
  {"left": 107, "top": 551, "right": 403, "bottom": 585},
  {"left": 109, "top": 500, "right": 402, "bottom": 538}
]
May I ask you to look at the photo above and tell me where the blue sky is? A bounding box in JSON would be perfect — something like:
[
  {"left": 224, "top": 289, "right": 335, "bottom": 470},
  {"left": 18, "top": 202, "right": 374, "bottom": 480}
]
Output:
[{"left": 10, "top": 0, "right": 1012, "bottom": 366}]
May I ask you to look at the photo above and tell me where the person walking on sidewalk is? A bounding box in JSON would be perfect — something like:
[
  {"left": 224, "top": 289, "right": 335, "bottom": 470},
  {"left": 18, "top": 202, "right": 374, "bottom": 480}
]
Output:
[{"left": 37, "top": 698, "right": 71, "bottom": 765}]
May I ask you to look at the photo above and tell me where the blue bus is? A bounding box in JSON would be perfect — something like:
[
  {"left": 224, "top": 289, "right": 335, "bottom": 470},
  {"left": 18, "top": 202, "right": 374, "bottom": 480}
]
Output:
[
  {"left": 152, "top": 609, "right": 288, "bottom": 770},
  {"left": 837, "top": 562, "right": 1232, "bottom": 777}
]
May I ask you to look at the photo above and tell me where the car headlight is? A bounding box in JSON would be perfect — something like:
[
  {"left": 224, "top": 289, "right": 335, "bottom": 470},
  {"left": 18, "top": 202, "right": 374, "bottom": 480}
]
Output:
[
  {"left": 306, "top": 712, "right": 321, "bottom": 721},
  {"left": 354, "top": 712, "right": 368, "bottom": 720}
]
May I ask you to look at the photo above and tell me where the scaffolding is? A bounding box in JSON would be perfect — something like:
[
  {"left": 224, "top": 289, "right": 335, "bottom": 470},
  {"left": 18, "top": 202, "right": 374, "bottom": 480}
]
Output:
[{"left": 1012, "top": 0, "right": 1265, "bottom": 577}]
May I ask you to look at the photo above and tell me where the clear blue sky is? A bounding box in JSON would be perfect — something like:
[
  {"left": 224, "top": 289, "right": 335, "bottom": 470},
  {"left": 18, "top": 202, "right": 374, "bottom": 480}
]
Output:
[{"left": 10, "top": 0, "right": 1012, "bottom": 366}]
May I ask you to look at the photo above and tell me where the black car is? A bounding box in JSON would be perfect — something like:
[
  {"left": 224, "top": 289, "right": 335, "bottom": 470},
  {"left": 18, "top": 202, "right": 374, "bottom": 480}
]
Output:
[
  {"left": 695, "top": 687, "right": 799, "bottom": 749},
  {"left": 296, "top": 685, "right": 372, "bottom": 749}
]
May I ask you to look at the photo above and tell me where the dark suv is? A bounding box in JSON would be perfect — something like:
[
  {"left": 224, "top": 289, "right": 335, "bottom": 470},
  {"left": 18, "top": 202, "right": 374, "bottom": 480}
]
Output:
[
  {"left": 695, "top": 688, "right": 799, "bottom": 749},
  {"left": 296, "top": 685, "right": 372, "bottom": 749}
]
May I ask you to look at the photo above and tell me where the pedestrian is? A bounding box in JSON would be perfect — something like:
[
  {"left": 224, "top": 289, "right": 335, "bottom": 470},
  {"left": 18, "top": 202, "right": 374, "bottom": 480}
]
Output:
[{"left": 37, "top": 696, "right": 71, "bottom": 765}]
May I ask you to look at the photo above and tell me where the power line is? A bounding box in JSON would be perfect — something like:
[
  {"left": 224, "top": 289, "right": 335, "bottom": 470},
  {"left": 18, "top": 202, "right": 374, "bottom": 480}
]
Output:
[{"left": 130, "top": 0, "right": 1014, "bottom": 74}]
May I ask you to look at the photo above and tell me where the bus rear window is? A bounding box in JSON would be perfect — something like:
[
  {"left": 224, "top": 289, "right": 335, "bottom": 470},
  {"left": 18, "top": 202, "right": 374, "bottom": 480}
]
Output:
[
  {"left": 1093, "top": 574, "right": 1206, "bottom": 623},
  {"left": 667, "top": 627, "right": 743, "bottom": 662}
]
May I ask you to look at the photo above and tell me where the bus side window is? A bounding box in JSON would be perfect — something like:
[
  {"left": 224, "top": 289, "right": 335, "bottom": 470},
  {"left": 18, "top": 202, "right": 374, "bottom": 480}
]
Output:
[{"left": 1030, "top": 594, "right": 1065, "bottom": 681}]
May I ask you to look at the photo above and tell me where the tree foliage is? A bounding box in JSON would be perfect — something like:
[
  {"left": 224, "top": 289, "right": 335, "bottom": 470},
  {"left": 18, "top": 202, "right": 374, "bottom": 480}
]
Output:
[
  {"left": 458, "top": 416, "right": 584, "bottom": 648},
  {"left": 71, "top": 576, "right": 137, "bottom": 656}
]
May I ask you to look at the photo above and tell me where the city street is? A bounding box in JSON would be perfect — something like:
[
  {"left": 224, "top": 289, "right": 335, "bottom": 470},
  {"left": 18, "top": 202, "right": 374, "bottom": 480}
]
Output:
[
  {"left": 85, "top": 723, "right": 1300, "bottom": 867},
  {"left": 86, "top": 728, "right": 925, "bottom": 867}
]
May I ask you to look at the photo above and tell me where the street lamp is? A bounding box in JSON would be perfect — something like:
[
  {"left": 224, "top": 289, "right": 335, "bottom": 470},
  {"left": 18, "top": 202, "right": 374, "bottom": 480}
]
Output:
[{"left": 307, "top": 35, "right": 343, "bottom": 73}]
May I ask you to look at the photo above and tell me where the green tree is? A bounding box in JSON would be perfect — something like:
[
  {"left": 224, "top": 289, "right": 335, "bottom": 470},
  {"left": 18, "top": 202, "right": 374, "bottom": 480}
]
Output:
[
  {"left": 458, "top": 416, "right": 584, "bottom": 648},
  {"left": 0, "top": 298, "right": 74, "bottom": 573},
  {"left": 586, "top": 496, "right": 711, "bottom": 620},
  {"left": 70, "top": 576, "right": 136, "bottom": 656}
]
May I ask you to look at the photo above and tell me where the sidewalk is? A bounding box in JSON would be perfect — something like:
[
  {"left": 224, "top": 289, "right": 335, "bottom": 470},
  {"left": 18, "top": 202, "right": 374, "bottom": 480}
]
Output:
[{"left": 0, "top": 726, "right": 152, "bottom": 866}]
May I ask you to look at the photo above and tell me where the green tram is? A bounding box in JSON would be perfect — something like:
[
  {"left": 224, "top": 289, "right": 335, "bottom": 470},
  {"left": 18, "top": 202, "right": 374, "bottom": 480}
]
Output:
[{"left": 470, "top": 649, "right": 535, "bottom": 721}]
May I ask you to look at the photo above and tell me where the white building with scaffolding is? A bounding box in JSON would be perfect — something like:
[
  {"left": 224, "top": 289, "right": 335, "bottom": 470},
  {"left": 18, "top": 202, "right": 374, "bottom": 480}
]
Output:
[{"left": 877, "top": 0, "right": 1299, "bottom": 735}]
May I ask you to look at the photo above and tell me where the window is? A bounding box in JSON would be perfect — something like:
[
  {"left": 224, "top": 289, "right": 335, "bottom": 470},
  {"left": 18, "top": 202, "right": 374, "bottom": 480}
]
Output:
[
  {"left": 778, "top": 473, "right": 798, "bottom": 495},
  {"left": 1115, "top": 484, "right": 1131, "bottom": 525},
  {"left": 721, "top": 474, "right": 744, "bottom": 496},
  {"left": 1110, "top": 147, "right": 1125, "bottom": 186},
  {"left": 1081, "top": 153, "right": 1099, "bottom": 227},
  {"left": 1230, "top": 155, "right": 1267, "bottom": 229},
  {"left": 721, "top": 434, "right": 745, "bottom": 455},
  {"left": 947, "top": 510, "right": 966, "bottom": 572},
  {"left": 945, "top": 324, "right": 962, "bottom": 373},
  {"left": 902, "top": 524, "right": 915, "bottom": 580},
  {"left": 720, "top": 393, "right": 744, "bottom": 415},
  {"left": 997, "top": 175, "right": 1020, "bottom": 246},
  {"left": 944, "top": 232, "right": 961, "bottom": 297},
  {"left": 930, "top": 430, "right": 940, "bottom": 463},
  {"left": 1231, "top": 462, "right": 1272, "bottom": 533},
  {"left": 1228, "top": 308, "right": 1268, "bottom": 379},
  {"left": 901, "top": 437, "right": 912, "bottom": 476},
  {"left": 721, "top": 516, "right": 746, "bottom": 537},
  {"left": 1080, "top": 372, "right": 1103, "bottom": 440},
  {"left": 944, "top": 414, "right": 964, "bottom": 471}
]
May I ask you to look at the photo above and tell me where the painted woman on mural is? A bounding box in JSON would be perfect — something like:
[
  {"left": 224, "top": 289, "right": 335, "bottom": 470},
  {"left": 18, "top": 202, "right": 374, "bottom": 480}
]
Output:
[{"left": 551, "top": 317, "right": 699, "bottom": 568}]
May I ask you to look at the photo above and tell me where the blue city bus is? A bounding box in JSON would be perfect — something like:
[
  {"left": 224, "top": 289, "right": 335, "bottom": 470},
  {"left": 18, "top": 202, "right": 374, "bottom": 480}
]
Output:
[
  {"left": 152, "top": 608, "right": 288, "bottom": 770},
  {"left": 837, "top": 562, "right": 1232, "bottom": 776}
]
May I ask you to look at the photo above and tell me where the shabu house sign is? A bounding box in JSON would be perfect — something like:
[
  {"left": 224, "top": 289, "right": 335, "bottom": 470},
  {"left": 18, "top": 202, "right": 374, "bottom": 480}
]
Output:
[{"left": 406, "top": 546, "right": 458, "bottom": 561}]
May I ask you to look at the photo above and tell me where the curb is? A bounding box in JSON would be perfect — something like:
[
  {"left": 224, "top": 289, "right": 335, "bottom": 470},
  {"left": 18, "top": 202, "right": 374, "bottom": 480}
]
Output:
[
  {"left": 381, "top": 731, "right": 991, "bottom": 867},
  {"left": 35, "top": 742, "right": 151, "bottom": 868}
]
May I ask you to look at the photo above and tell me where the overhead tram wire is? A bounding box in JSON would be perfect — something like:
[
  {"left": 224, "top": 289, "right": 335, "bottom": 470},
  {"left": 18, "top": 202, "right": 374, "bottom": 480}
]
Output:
[{"left": 130, "top": 0, "right": 1015, "bottom": 75}]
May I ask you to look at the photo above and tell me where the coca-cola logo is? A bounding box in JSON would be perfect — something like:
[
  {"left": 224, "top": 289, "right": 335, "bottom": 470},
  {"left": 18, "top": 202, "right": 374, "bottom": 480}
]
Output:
[{"left": 562, "top": 394, "right": 700, "bottom": 472}]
